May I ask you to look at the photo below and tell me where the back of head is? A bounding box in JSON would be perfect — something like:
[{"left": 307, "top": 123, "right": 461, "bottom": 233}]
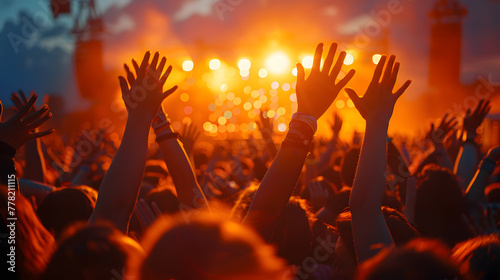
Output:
[
  {"left": 269, "top": 197, "right": 314, "bottom": 266},
  {"left": 41, "top": 222, "right": 144, "bottom": 280},
  {"left": 336, "top": 207, "right": 419, "bottom": 262},
  {"left": 415, "top": 165, "right": 470, "bottom": 246},
  {"left": 452, "top": 234, "right": 500, "bottom": 280},
  {"left": 37, "top": 187, "right": 95, "bottom": 238},
  {"left": 140, "top": 212, "right": 285, "bottom": 280},
  {"left": 145, "top": 186, "right": 179, "bottom": 214},
  {"left": 0, "top": 186, "right": 55, "bottom": 280},
  {"left": 359, "top": 238, "right": 467, "bottom": 280}
]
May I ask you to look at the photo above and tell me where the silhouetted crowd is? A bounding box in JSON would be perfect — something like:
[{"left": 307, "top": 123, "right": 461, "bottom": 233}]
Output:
[{"left": 1, "top": 44, "right": 499, "bottom": 280}]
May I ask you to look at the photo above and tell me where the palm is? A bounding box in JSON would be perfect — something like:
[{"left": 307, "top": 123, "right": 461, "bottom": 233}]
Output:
[
  {"left": 345, "top": 55, "right": 411, "bottom": 125},
  {"left": 119, "top": 51, "right": 178, "bottom": 123},
  {"left": 296, "top": 43, "right": 355, "bottom": 120}
]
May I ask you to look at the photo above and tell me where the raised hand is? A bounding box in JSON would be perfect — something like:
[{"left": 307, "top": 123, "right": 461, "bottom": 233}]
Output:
[
  {"left": 330, "top": 112, "right": 343, "bottom": 136},
  {"left": 119, "top": 51, "right": 178, "bottom": 123},
  {"left": 0, "top": 92, "right": 54, "bottom": 150},
  {"left": 427, "top": 113, "right": 457, "bottom": 145},
  {"left": 345, "top": 55, "right": 411, "bottom": 125},
  {"left": 296, "top": 43, "right": 355, "bottom": 120},
  {"left": 180, "top": 123, "right": 201, "bottom": 156},
  {"left": 463, "top": 99, "right": 490, "bottom": 139}
]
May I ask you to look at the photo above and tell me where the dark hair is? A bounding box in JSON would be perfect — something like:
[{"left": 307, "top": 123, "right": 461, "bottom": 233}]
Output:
[
  {"left": 341, "top": 148, "right": 360, "bottom": 187},
  {"left": 140, "top": 212, "right": 285, "bottom": 279},
  {"left": 145, "top": 186, "right": 179, "bottom": 215},
  {"left": 36, "top": 187, "right": 95, "bottom": 238},
  {"left": 414, "top": 165, "right": 472, "bottom": 247},
  {"left": 359, "top": 238, "right": 468, "bottom": 280},
  {"left": 41, "top": 222, "right": 144, "bottom": 280},
  {"left": 452, "top": 234, "right": 500, "bottom": 280},
  {"left": 0, "top": 186, "right": 55, "bottom": 280},
  {"left": 269, "top": 197, "right": 314, "bottom": 266},
  {"left": 336, "top": 207, "right": 419, "bottom": 262}
]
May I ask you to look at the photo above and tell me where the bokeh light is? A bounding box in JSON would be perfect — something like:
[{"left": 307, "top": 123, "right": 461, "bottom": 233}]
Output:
[
  {"left": 265, "top": 52, "right": 290, "bottom": 74},
  {"left": 372, "top": 54, "right": 382, "bottom": 64},
  {"left": 182, "top": 60, "right": 194, "bottom": 71},
  {"left": 209, "top": 59, "right": 221, "bottom": 70},
  {"left": 238, "top": 58, "right": 251, "bottom": 71}
]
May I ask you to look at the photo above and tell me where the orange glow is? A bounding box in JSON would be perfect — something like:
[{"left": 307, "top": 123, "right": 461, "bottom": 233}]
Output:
[
  {"left": 238, "top": 58, "right": 251, "bottom": 71},
  {"left": 209, "top": 59, "right": 221, "bottom": 70},
  {"left": 372, "top": 54, "right": 382, "bottom": 64},
  {"left": 182, "top": 60, "right": 194, "bottom": 71},
  {"left": 265, "top": 52, "right": 290, "bottom": 74}
]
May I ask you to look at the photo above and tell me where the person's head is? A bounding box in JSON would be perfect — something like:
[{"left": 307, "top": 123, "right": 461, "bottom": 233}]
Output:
[
  {"left": 415, "top": 165, "right": 471, "bottom": 246},
  {"left": 485, "top": 183, "right": 500, "bottom": 203},
  {"left": 41, "top": 222, "right": 144, "bottom": 280},
  {"left": 341, "top": 148, "right": 360, "bottom": 187},
  {"left": 269, "top": 196, "right": 314, "bottom": 266},
  {"left": 452, "top": 234, "right": 500, "bottom": 280},
  {"left": 230, "top": 183, "right": 259, "bottom": 222},
  {"left": 359, "top": 238, "right": 467, "bottom": 280},
  {"left": 140, "top": 212, "right": 286, "bottom": 280},
  {"left": 36, "top": 187, "right": 95, "bottom": 238},
  {"left": 143, "top": 159, "right": 169, "bottom": 187},
  {"left": 0, "top": 186, "right": 55, "bottom": 280},
  {"left": 145, "top": 186, "right": 179, "bottom": 215},
  {"left": 335, "top": 207, "right": 419, "bottom": 280}
]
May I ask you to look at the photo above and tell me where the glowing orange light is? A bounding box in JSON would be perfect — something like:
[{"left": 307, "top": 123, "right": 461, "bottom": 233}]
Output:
[
  {"left": 182, "top": 60, "right": 194, "bottom": 71},
  {"left": 302, "top": 56, "right": 314, "bottom": 69},
  {"left": 238, "top": 58, "right": 251, "bottom": 71},
  {"left": 258, "top": 68, "right": 268, "bottom": 78},
  {"left": 265, "top": 52, "right": 290, "bottom": 74},
  {"left": 209, "top": 59, "right": 221, "bottom": 70},
  {"left": 372, "top": 54, "right": 382, "bottom": 64},
  {"left": 344, "top": 54, "right": 354, "bottom": 65}
]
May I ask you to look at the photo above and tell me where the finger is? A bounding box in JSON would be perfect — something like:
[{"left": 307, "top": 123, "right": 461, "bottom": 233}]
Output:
[
  {"left": 27, "top": 128, "right": 55, "bottom": 140},
  {"left": 14, "top": 93, "right": 37, "bottom": 121},
  {"left": 297, "top": 63, "right": 305, "bottom": 85},
  {"left": 132, "top": 59, "right": 140, "bottom": 74},
  {"left": 322, "top": 43, "right": 337, "bottom": 73},
  {"left": 344, "top": 88, "right": 361, "bottom": 107},
  {"left": 25, "top": 112, "right": 52, "bottom": 131},
  {"left": 388, "top": 62, "right": 400, "bottom": 90},
  {"left": 330, "top": 51, "right": 347, "bottom": 80},
  {"left": 312, "top": 43, "right": 324, "bottom": 73},
  {"left": 393, "top": 80, "right": 412, "bottom": 100},
  {"left": 22, "top": 105, "right": 49, "bottom": 124},
  {"left": 124, "top": 64, "right": 136, "bottom": 86},
  {"left": 19, "top": 90, "right": 29, "bottom": 104},
  {"left": 10, "top": 93, "right": 24, "bottom": 110},
  {"left": 150, "top": 52, "right": 159, "bottom": 73},
  {"left": 161, "top": 85, "right": 178, "bottom": 100},
  {"left": 370, "top": 55, "right": 387, "bottom": 86},
  {"left": 157, "top": 57, "right": 167, "bottom": 77},
  {"left": 118, "top": 76, "right": 130, "bottom": 94},
  {"left": 335, "top": 69, "right": 355, "bottom": 89},
  {"left": 137, "top": 51, "right": 151, "bottom": 80},
  {"left": 151, "top": 201, "right": 162, "bottom": 217},
  {"left": 159, "top": 65, "right": 173, "bottom": 86},
  {"left": 382, "top": 55, "right": 396, "bottom": 85},
  {"left": 474, "top": 100, "right": 485, "bottom": 116}
]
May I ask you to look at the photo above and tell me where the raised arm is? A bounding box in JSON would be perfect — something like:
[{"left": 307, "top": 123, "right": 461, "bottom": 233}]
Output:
[
  {"left": 465, "top": 145, "right": 500, "bottom": 207},
  {"left": 0, "top": 93, "right": 54, "bottom": 189},
  {"left": 454, "top": 100, "right": 490, "bottom": 190},
  {"left": 243, "top": 43, "right": 355, "bottom": 233},
  {"left": 151, "top": 108, "right": 209, "bottom": 211},
  {"left": 89, "top": 52, "right": 177, "bottom": 233},
  {"left": 10, "top": 90, "right": 48, "bottom": 183},
  {"left": 346, "top": 55, "right": 411, "bottom": 263}
]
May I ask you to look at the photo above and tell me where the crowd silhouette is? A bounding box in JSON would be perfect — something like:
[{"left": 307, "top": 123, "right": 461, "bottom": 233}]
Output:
[{"left": 1, "top": 43, "right": 500, "bottom": 280}]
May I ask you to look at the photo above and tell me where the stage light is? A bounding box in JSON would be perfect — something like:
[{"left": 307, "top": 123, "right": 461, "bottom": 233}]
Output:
[
  {"left": 258, "top": 68, "right": 268, "bottom": 78},
  {"left": 180, "top": 93, "right": 189, "bottom": 102},
  {"left": 344, "top": 54, "right": 354, "bottom": 65},
  {"left": 182, "top": 60, "right": 194, "bottom": 71},
  {"left": 302, "top": 56, "right": 314, "bottom": 68},
  {"left": 282, "top": 83, "right": 291, "bottom": 91},
  {"left": 336, "top": 100, "right": 345, "bottom": 108},
  {"left": 278, "top": 123, "right": 287, "bottom": 132},
  {"left": 265, "top": 52, "right": 290, "bottom": 74},
  {"left": 289, "top": 93, "right": 297, "bottom": 102},
  {"left": 271, "top": 81, "right": 279, "bottom": 89},
  {"left": 238, "top": 58, "right": 251, "bottom": 71},
  {"left": 218, "top": 116, "right": 227, "bottom": 125},
  {"left": 209, "top": 59, "right": 221, "bottom": 70},
  {"left": 292, "top": 67, "right": 297, "bottom": 76},
  {"left": 372, "top": 54, "right": 382, "bottom": 64},
  {"left": 203, "top": 122, "right": 213, "bottom": 131}
]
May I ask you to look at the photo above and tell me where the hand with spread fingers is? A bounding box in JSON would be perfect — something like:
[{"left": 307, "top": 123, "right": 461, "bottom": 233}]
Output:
[
  {"left": 345, "top": 55, "right": 411, "bottom": 126},
  {"left": 296, "top": 43, "right": 355, "bottom": 120},
  {"left": 0, "top": 92, "right": 54, "bottom": 150},
  {"left": 119, "top": 51, "right": 178, "bottom": 123},
  {"left": 463, "top": 99, "right": 491, "bottom": 140}
]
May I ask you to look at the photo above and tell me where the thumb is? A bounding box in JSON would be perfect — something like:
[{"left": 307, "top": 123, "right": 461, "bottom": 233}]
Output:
[{"left": 344, "top": 88, "right": 360, "bottom": 107}]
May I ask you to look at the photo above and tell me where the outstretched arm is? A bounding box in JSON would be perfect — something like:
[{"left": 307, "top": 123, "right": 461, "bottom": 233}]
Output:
[
  {"left": 346, "top": 55, "right": 411, "bottom": 263},
  {"left": 465, "top": 145, "right": 500, "bottom": 207},
  {"left": 454, "top": 100, "right": 490, "bottom": 190},
  {"left": 151, "top": 108, "right": 209, "bottom": 210},
  {"left": 89, "top": 52, "right": 178, "bottom": 233},
  {"left": 243, "top": 43, "right": 355, "bottom": 236}
]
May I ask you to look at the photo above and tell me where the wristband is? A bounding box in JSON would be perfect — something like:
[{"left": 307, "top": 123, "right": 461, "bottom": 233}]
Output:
[
  {"left": 292, "top": 113, "right": 318, "bottom": 132},
  {"left": 156, "top": 132, "right": 181, "bottom": 143}
]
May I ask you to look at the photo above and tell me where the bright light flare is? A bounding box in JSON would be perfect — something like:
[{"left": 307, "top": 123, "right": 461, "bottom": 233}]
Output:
[
  {"left": 344, "top": 54, "right": 354, "bottom": 65},
  {"left": 301, "top": 56, "right": 314, "bottom": 69},
  {"left": 372, "top": 54, "right": 382, "bottom": 64},
  {"left": 238, "top": 58, "right": 251, "bottom": 71},
  {"left": 182, "top": 60, "right": 194, "bottom": 71},
  {"left": 265, "top": 52, "right": 290, "bottom": 74},
  {"left": 209, "top": 59, "right": 221, "bottom": 70}
]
